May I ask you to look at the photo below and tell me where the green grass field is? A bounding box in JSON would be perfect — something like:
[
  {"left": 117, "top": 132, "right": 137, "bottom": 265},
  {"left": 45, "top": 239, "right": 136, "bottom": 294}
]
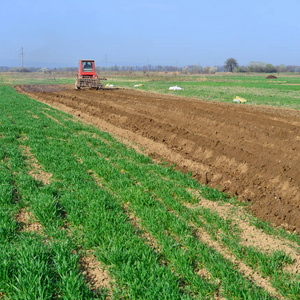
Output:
[
  {"left": 0, "top": 85, "right": 299, "bottom": 299},
  {"left": 109, "top": 74, "right": 300, "bottom": 109},
  {"left": 1, "top": 71, "right": 300, "bottom": 109}
]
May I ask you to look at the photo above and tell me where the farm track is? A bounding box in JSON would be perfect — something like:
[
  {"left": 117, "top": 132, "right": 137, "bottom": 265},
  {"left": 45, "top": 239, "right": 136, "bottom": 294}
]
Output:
[{"left": 16, "top": 84, "right": 300, "bottom": 234}]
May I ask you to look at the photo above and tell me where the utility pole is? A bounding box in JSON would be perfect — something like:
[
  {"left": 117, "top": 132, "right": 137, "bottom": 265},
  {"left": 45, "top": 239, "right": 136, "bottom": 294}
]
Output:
[
  {"left": 19, "top": 47, "right": 24, "bottom": 71},
  {"left": 105, "top": 54, "right": 107, "bottom": 70},
  {"left": 147, "top": 57, "right": 150, "bottom": 71}
]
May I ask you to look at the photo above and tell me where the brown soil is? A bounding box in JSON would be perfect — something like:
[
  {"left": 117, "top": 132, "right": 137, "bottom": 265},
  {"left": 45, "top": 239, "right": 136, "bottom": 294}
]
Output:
[
  {"left": 15, "top": 85, "right": 300, "bottom": 234},
  {"left": 19, "top": 143, "right": 52, "bottom": 185},
  {"left": 80, "top": 251, "right": 112, "bottom": 292},
  {"left": 15, "top": 208, "right": 43, "bottom": 233},
  {"left": 266, "top": 75, "right": 278, "bottom": 79}
]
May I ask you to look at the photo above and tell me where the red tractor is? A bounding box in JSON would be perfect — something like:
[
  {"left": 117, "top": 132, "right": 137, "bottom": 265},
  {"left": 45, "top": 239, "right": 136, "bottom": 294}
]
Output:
[{"left": 75, "top": 59, "right": 106, "bottom": 90}]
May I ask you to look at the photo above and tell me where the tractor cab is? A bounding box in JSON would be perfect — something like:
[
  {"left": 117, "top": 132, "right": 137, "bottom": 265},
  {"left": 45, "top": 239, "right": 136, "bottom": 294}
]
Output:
[{"left": 78, "top": 60, "right": 98, "bottom": 78}]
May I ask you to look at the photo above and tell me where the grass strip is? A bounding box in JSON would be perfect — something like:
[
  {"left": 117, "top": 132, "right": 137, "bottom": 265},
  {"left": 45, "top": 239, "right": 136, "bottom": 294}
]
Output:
[
  {"left": 0, "top": 93, "right": 105, "bottom": 299},
  {"left": 1, "top": 85, "right": 192, "bottom": 299}
]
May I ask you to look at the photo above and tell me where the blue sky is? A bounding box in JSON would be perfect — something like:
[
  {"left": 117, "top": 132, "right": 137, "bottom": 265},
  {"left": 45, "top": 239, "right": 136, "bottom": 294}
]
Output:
[{"left": 1, "top": 0, "right": 300, "bottom": 68}]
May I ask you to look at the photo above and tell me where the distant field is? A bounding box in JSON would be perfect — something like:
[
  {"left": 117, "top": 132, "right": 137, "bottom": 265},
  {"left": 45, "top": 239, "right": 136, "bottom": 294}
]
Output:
[
  {"left": 109, "top": 74, "right": 300, "bottom": 109},
  {"left": 1, "top": 85, "right": 299, "bottom": 299},
  {"left": 1, "top": 71, "right": 300, "bottom": 109}
]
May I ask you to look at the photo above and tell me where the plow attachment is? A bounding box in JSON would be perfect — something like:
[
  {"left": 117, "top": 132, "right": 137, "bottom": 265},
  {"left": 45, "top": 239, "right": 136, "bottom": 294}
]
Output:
[{"left": 75, "top": 77, "right": 106, "bottom": 90}]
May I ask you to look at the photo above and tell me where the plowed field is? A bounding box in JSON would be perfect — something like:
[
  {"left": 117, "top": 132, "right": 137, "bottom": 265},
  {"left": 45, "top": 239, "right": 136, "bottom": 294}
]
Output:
[{"left": 15, "top": 84, "right": 300, "bottom": 234}]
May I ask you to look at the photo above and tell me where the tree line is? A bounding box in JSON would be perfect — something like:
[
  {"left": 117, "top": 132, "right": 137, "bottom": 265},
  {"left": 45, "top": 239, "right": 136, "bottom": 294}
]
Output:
[
  {"left": 1, "top": 59, "right": 300, "bottom": 74},
  {"left": 224, "top": 58, "right": 300, "bottom": 73}
]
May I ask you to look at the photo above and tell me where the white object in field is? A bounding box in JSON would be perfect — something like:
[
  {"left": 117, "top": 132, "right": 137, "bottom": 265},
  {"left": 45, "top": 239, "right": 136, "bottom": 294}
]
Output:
[
  {"left": 134, "top": 84, "right": 144, "bottom": 87},
  {"left": 169, "top": 85, "right": 184, "bottom": 90},
  {"left": 105, "top": 83, "right": 114, "bottom": 87}
]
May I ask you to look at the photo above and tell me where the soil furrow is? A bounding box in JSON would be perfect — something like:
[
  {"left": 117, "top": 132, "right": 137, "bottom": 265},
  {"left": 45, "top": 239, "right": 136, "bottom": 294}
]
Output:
[{"left": 15, "top": 84, "right": 300, "bottom": 234}]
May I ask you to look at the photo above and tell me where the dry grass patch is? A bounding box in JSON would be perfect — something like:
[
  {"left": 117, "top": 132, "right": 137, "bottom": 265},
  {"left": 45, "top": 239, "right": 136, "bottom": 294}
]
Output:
[
  {"left": 186, "top": 191, "right": 300, "bottom": 276},
  {"left": 27, "top": 110, "right": 39, "bottom": 119},
  {"left": 87, "top": 169, "right": 106, "bottom": 189},
  {"left": 41, "top": 111, "right": 64, "bottom": 126},
  {"left": 80, "top": 251, "right": 113, "bottom": 294},
  {"left": 158, "top": 200, "right": 281, "bottom": 298},
  {"left": 19, "top": 144, "right": 52, "bottom": 185},
  {"left": 74, "top": 154, "right": 83, "bottom": 164},
  {"left": 194, "top": 228, "right": 283, "bottom": 299},
  {"left": 15, "top": 208, "right": 43, "bottom": 233},
  {"left": 124, "top": 201, "right": 161, "bottom": 253}
]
